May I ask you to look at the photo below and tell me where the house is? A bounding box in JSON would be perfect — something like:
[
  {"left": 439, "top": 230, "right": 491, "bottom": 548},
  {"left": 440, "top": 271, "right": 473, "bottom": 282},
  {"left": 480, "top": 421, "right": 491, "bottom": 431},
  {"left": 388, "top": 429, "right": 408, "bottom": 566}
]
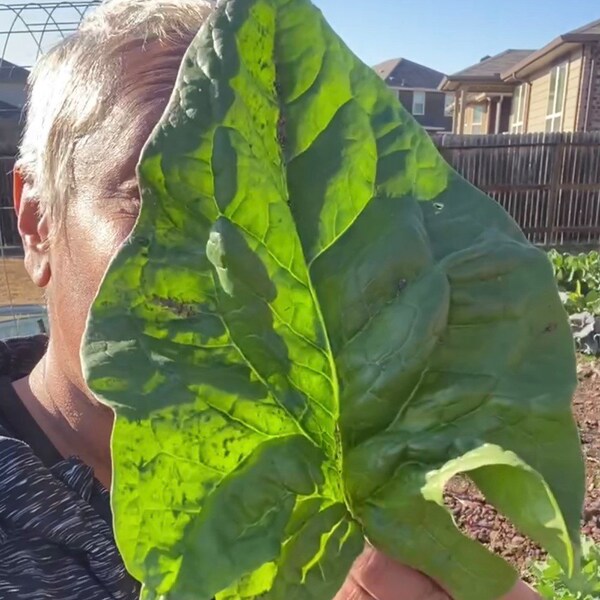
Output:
[
  {"left": 0, "top": 58, "right": 28, "bottom": 251},
  {"left": 0, "top": 58, "right": 27, "bottom": 108},
  {"left": 0, "top": 58, "right": 28, "bottom": 153},
  {"left": 440, "top": 50, "right": 534, "bottom": 135},
  {"left": 374, "top": 57, "right": 453, "bottom": 133},
  {"left": 440, "top": 18, "right": 600, "bottom": 135}
]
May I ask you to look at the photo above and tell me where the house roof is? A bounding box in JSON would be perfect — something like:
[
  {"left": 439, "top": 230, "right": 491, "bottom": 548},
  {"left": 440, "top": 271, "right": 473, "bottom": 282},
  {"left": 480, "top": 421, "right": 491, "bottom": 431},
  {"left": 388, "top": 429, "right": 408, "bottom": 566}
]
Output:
[
  {"left": 503, "top": 18, "right": 600, "bottom": 79},
  {"left": 439, "top": 50, "right": 534, "bottom": 91},
  {"left": 0, "top": 59, "right": 29, "bottom": 84},
  {"left": 373, "top": 57, "right": 446, "bottom": 90},
  {"left": 569, "top": 18, "right": 600, "bottom": 37}
]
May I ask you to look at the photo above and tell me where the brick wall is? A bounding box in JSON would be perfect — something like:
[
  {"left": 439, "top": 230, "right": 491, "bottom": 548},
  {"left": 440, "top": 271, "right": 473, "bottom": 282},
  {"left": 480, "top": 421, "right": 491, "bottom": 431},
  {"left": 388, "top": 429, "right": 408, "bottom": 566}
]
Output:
[{"left": 582, "top": 42, "right": 600, "bottom": 131}]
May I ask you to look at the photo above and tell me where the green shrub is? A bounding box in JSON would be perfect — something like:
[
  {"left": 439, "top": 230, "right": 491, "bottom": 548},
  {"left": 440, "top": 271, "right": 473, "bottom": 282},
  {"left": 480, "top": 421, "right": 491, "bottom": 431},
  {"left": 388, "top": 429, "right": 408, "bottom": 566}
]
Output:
[{"left": 549, "top": 250, "right": 600, "bottom": 315}]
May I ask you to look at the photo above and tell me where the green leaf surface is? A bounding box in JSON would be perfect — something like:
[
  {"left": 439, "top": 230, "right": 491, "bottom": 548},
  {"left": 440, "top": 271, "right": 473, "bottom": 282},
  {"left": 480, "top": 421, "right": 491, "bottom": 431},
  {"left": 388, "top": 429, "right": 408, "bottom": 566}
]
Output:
[{"left": 82, "top": 0, "right": 585, "bottom": 598}]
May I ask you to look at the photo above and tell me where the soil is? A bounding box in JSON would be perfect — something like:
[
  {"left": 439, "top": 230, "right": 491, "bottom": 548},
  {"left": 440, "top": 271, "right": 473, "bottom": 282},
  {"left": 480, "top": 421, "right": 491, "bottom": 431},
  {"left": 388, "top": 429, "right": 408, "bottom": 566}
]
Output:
[{"left": 445, "top": 359, "right": 600, "bottom": 576}]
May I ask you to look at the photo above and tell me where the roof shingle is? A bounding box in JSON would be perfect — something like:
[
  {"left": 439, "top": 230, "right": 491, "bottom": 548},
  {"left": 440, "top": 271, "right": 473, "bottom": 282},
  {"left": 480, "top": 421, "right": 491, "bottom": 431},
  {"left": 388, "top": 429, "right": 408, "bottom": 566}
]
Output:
[
  {"left": 373, "top": 57, "right": 446, "bottom": 89},
  {"left": 447, "top": 49, "right": 534, "bottom": 81},
  {"left": 568, "top": 18, "right": 600, "bottom": 36}
]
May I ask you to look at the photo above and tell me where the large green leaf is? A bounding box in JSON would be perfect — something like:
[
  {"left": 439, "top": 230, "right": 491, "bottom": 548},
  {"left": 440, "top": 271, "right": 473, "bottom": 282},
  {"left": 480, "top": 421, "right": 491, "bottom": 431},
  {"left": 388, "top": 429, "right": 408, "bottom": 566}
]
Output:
[{"left": 82, "top": 0, "right": 585, "bottom": 598}]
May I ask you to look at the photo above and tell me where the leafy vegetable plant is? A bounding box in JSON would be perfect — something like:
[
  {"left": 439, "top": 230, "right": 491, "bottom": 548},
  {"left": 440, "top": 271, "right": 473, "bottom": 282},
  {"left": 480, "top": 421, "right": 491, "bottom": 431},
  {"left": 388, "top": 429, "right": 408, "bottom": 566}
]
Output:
[
  {"left": 530, "top": 539, "right": 600, "bottom": 599},
  {"left": 549, "top": 250, "right": 600, "bottom": 316},
  {"left": 82, "top": 0, "right": 585, "bottom": 598}
]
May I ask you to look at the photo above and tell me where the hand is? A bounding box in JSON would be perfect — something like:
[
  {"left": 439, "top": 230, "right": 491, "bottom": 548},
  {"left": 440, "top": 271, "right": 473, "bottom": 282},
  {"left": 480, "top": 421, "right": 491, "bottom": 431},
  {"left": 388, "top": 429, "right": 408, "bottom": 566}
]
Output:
[
  {"left": 335, "top": 546, "right": 450, "bottom": 600},
  {"left": 335, "top": 546, "right": 542, "bottom": 600}
]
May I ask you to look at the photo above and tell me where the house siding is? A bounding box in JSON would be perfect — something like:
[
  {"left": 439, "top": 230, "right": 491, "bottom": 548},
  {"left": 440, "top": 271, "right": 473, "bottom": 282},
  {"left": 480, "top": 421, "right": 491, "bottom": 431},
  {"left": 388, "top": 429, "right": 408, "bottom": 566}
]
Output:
[
  {"left": 564, "top": 49, "right": 583, "bottom": 130},
  {"left": 525, "top": 49, "right": 583, "bottom": 132},
  {"left": 0, "top": 115, "right": 21, "bottom": 153},
  {"left": 0, "top": 82, "right": 26, "bottom": 109},
  {"left": 423, "top": 92, "right": 453, "bottom": 131},
  {"left": 397, "top": 90, "right": 452, "bottom": 131},
  {"left": 396, "top": 89, "right": 452, "bottom": 131},
  {"left": 527, "top": 70, "right": 551, "bottom": 132},
  {"left": 397, "top": 89, "right": 414, "bottom": 113}
]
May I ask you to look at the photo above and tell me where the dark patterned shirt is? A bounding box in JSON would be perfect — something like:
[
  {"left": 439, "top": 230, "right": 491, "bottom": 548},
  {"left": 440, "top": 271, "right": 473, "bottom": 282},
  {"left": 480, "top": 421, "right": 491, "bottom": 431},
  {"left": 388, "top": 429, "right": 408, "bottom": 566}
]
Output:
[{"left": 0, "top": 336, "right": 140, "bottom": 600}]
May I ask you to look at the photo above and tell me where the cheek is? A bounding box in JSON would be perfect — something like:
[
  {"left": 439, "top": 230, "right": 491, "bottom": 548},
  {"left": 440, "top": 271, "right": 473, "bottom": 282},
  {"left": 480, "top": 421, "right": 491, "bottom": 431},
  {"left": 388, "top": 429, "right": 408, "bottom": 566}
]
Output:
[
  {"left": 50, "top": 203, "right": 138, "bottom": 341},
  {"left": 74, "top": 204, "right": 136, "bottom": 283},
  {"left": 84, "top": 209, "right": 137, "bottom": 271}
]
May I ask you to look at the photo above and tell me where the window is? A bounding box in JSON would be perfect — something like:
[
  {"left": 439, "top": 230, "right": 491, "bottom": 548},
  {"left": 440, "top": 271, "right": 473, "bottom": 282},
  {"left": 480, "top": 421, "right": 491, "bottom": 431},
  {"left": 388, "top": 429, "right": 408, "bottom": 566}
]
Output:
[
  {"left": 546, "top": 62, "right": 567, "bottom": 133},
  {"left": 412, "top": 91, "right": 426, "bottom": 115},
  {"left": 444, "top": 93, "right": 454, "bottom": 117},
  {"left": 511, "top": 84, "right": 527, "bottom": 133},
  {"left": 471, "top": 105, "right": 485, "bottom": 134}
]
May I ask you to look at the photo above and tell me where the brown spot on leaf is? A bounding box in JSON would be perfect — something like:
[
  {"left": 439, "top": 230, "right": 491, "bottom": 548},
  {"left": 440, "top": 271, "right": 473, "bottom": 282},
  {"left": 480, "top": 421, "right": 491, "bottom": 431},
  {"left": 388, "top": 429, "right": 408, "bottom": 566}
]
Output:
[{"left": 152, "top": 296, "right": 198, "bottom": 318}]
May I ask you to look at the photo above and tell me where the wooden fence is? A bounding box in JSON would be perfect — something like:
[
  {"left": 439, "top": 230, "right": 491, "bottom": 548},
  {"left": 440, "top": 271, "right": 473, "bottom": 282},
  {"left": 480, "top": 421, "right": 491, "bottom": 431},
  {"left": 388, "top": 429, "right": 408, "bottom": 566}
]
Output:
[
  {"left": 434, "top": 131, "right": 600, "bottom": 247},
  {"left": 1, "top": 133, "right": 600, "bottom": 250}
]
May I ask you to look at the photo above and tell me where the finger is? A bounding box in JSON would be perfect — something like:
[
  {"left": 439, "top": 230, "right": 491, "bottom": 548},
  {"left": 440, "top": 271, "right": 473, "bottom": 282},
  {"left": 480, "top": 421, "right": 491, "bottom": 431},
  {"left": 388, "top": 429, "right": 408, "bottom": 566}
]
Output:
[
  {"left": 334, "top": 577, "right": 374, "bottom": 600},
  {"left": 499, "top": 580, "right": 542, "bottom": 600},
  {"left": 351, "top": 546, "right": 451, "bottom": 600}
]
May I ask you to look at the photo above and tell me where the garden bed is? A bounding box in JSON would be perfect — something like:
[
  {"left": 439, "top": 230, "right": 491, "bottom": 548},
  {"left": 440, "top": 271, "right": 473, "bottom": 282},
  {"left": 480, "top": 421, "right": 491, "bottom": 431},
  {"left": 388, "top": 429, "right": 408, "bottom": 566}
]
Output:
[
  {"left": 2, "top": 256, "right": 598, "bottom": 578},
  {"left": 446, "top": 358, "right": 600, "bottom": 576}
]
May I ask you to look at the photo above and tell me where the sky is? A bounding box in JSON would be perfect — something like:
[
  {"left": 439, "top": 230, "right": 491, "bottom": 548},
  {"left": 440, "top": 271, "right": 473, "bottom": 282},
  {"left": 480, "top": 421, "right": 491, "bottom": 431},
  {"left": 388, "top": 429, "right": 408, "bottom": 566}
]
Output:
[
  {"left": 0, "top": 1, "right": 96, "bottom": 66},
  {"left": 316, "top": 0, "right": 600, "bottom": 75},
  {"left": 0, "top": 0, "right": 597, "bottom": 74}
]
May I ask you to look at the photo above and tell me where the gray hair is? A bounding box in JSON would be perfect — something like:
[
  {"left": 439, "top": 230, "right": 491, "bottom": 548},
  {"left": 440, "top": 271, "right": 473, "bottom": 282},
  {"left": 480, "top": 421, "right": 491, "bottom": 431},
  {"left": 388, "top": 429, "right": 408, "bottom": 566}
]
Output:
[{"left": 17, "top": 0, "right": 214, "bottom": 224}]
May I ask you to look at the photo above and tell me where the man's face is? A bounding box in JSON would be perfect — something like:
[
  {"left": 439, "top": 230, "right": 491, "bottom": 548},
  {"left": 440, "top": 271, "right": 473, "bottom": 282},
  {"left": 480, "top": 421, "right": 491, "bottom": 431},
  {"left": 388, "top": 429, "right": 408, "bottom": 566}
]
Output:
[{"left": 33, "top": 41, "right": 187, "bottom": 389}]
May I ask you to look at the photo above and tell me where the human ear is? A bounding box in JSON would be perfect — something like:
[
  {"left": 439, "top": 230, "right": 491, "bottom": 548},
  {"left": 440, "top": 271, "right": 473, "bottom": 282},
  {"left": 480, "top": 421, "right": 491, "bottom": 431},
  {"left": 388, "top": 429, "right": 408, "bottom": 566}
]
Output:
[{"left": 13, "top": 167, "right": 51, "bottom": 288}]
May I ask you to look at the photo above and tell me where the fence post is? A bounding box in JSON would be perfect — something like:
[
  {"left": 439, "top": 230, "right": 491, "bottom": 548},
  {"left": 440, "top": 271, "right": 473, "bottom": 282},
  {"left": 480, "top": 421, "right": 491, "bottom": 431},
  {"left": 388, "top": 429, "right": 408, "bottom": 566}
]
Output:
[{"left": 545, "top": 136, "right": 566, "bottom": 246}]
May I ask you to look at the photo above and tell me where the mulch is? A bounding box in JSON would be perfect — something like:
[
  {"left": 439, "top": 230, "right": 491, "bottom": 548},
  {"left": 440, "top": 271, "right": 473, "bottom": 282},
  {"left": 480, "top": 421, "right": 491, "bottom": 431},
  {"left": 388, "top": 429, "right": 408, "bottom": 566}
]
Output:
[{"left": 444, "top": 359, "right": 600, "bottom": 575}]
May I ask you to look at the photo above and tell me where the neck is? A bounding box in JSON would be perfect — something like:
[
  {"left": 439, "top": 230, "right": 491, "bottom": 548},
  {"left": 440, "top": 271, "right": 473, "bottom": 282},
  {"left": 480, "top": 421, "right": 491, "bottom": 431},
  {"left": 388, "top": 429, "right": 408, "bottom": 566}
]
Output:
[{"left": 15, "top": 342, "right": 114, "bottom": 489}]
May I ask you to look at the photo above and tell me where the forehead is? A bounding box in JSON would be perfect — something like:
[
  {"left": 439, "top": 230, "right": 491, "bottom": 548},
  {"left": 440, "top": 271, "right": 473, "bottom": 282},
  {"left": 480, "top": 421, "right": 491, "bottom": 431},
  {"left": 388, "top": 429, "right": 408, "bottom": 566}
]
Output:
[{"left": 73, "top": 40, "right": 187, "bottom": 198}]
